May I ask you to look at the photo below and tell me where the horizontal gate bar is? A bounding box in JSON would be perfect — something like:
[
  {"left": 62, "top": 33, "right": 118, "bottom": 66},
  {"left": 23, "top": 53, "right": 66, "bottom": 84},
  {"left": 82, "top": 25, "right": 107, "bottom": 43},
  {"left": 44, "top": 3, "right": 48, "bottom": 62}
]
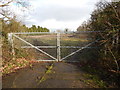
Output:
[
  {"left": 61, "top": 46, "right": 99, "bottom": 48},
  {"left": 21, "top": 46, "right": 57, "bottom": 48},
  {"left": 61, "top": 39, "right": 99, "bottom": 61},
  {"left": 75, "top": 31, "right": 105, "bottom": 33},
  {"left": 13, "top": 32, "right": 57, "bottom": 35},
  {"left": 13, "top": 34, "right": 57, "bottom": 60},
  {"left": 37, "top": 60, "right": 57, "bottom": 62},
  {"left": 21, "top": 46, "right": 99, "bottom": 49},
  {"left": 62, "top": 60, "right": 81, "bottom": 63},
  {"left": 11, "top": 31, "right": 105, "bottom": 35}
]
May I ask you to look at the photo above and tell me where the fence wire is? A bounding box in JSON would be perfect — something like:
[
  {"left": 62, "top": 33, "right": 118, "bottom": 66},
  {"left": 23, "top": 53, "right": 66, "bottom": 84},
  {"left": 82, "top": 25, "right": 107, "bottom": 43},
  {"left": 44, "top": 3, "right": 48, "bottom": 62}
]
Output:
[
  {"left": 13, "top": 33, "right": 57, "bottom": 61},
  {"left": 9, "top": 31, "right": 103, "bottom": 62}
]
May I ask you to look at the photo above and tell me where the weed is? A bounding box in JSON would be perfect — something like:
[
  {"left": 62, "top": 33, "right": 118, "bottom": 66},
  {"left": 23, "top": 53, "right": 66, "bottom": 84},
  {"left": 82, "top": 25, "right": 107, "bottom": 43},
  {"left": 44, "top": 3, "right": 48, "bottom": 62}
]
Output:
[
  {"left": 38, "top": 77, "right": 46, "bottom": 84},
  {"left": 29, "top": 64, "right": 33, "bottom": 68},
  {"left": 45, "top": 63, "right": 54, "bottom": 74},
  {"left": 82, "top": 71, "right": 107, "bottom": 88},
  {"left": 46, "top": 69, "right": 52, "bottom": 74},
  {"left": 36, "top": 63, "right": 54, "bottom": 85}
]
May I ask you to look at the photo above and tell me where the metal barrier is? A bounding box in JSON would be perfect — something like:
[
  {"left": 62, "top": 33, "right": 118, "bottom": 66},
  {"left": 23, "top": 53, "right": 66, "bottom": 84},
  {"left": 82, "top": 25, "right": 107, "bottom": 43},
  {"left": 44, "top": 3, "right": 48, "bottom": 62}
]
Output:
[{"left": 8, "top": 31, "right": 101, "bottom": 62}]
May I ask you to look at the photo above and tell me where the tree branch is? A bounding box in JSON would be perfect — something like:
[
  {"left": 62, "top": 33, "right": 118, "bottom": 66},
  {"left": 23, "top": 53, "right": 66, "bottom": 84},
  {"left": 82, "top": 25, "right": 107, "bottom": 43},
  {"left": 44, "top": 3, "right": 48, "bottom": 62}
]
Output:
[
  {"left": 108, "top": 47, "right": 119, "bottom": 72},
  {"left": 108, "top": 2, "right": 120, "bottom": 22},
  {"left": 0, "top": 0, "right": 13, "bottom": 7}
]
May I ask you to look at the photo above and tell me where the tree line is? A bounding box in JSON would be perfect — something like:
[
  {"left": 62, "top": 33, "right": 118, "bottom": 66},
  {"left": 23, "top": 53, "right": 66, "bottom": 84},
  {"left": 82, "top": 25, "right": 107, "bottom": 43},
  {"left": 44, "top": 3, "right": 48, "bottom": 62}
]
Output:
[
  {"left": 28, "top": 25, "right": 49, "bottom": 32},
  {"left": 0, "top": 0, "right": 49, "bottom": 67},
  {"left": 77, "top": 1, "right": 120, "bottom": 87},
  {"left": 0, "top": 0, "right": 49, "bottom": 38}
]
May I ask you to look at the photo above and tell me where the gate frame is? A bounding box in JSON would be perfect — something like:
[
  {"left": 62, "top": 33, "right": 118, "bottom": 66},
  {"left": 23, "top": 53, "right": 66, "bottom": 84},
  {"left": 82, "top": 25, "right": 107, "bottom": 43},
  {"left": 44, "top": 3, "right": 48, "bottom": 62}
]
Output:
[{"left": 8, "top": 32, "right": 99, "bottom": 62}]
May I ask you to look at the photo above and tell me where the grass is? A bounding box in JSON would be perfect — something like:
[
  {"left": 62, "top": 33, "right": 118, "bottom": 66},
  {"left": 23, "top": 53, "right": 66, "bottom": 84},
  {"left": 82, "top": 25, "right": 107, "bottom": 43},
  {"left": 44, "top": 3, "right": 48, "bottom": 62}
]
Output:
[
  {"left": 19, "top": 34, "right": 91, "bottom": 59},
  {"left": 61, "top": 36, "right": 90, "bottom": 47},
  {"left": 37, "top": 63, "right": 54, "bottom": 85},
  {"left": 22, "top": 34, "right": 57, "bottom": 46},
  {"left": 20, "top": 33, "right": 91, "bottom": 46},
  {"left": 61, "top": 37, "right": 88, "bottom": 42},
  {"left": 80, "top": 65, "right": 109, "bottom": 88},
  {"left": 37, "top": 76, "right": 47, "bottom": 84},
  {"left": 82, "top": 73, "right": 107, "bottom": 88}
]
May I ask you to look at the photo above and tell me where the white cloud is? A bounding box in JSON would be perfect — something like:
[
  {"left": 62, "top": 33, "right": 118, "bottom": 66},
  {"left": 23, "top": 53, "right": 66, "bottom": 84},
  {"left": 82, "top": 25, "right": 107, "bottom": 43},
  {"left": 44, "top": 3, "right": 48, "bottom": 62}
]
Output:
[
  {"left": 26, "top": 16, "right": 90, "bottom": 31},
  {"left": 30, "top": 0, "right": 99, "bottom": 8},
  {"left": 23, "top": 0, "right": 103, "bottom": 31}
]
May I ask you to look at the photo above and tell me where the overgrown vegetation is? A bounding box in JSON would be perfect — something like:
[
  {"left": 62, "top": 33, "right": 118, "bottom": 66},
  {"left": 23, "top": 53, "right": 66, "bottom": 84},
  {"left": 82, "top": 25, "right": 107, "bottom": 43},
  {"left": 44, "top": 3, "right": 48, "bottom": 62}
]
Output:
[
  {"left": 77, "top": 1, "right": 120, "bottom": 87},
  {"left": 79, "top": 72, "right": 107, "bottom": 88},
  {"left": 0, "top": 0, "right": 50, "bottom": 75},
  {"left": 1, "top": 0, "right": 120, "bottom": 88}
]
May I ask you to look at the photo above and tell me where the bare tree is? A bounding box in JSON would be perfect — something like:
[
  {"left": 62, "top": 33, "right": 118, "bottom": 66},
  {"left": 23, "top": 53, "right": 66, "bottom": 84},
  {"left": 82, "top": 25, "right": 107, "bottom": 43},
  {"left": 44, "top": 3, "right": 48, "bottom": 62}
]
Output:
[
  {"left": 0, "top": 0, "right": 29, "bottom": 7},
  {"left": 0, "top": 0, "right": 30, "bottom": 20},
  {"left": 0, "top": 0, "right": 13, "bottom": 7}
]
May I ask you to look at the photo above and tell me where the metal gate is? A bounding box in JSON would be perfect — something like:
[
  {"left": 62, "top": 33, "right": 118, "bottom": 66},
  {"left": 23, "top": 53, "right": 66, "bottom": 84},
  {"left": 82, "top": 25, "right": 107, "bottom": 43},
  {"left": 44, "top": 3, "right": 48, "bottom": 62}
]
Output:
[{"left": 8, "top": 31, "right": 100, "bottom": 62}]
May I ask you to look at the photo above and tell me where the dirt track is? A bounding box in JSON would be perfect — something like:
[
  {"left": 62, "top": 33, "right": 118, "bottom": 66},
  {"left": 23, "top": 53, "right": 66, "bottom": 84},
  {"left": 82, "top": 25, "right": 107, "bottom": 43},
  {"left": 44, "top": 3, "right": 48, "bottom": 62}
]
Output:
[{"left": 2, "top": 62, "right": 95, "bottom": 88}]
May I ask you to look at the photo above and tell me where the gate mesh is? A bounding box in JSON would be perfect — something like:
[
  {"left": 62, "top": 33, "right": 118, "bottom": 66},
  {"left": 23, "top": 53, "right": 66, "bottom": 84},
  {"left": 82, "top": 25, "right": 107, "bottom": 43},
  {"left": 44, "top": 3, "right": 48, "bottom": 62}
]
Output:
[
  {"left": 60, "top": 32, "right": 100, "bottom": 62},
  {"left": 12, "top": 31, "right": 102, "bottom": 62},
  {"left": 13, "top": 33, "right": 57, "bottom": 61}
]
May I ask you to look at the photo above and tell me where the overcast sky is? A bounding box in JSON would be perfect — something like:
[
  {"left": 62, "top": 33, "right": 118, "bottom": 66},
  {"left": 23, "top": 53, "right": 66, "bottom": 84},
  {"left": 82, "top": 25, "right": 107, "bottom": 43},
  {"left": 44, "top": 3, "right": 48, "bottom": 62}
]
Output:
[{"left": 19, "top": 0, "right": 111, "bottom": 31}]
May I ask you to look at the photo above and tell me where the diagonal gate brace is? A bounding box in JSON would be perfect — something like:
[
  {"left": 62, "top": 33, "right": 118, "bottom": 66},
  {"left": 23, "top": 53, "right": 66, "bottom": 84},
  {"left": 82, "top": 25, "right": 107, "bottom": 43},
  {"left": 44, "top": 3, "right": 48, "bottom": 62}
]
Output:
[
  {"left": 13, "top": 34, "right": 57, "bottom": 61},
  {"left": 61, "top": 39, "right": 99, "bottom": 61}
]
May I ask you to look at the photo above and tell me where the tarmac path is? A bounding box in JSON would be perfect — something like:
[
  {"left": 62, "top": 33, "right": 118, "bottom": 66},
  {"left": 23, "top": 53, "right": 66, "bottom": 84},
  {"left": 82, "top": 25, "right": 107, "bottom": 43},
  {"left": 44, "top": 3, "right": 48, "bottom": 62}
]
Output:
[{"left": 2, "top": 62, "right": 95, "bottom": 88}]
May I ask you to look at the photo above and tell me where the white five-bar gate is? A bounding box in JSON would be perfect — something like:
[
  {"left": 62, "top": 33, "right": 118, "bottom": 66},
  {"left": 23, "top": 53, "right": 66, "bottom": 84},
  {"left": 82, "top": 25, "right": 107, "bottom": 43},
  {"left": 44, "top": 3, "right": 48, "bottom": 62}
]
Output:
[{"left": 8, "top": 32, "right": 99, "bottom": 62}]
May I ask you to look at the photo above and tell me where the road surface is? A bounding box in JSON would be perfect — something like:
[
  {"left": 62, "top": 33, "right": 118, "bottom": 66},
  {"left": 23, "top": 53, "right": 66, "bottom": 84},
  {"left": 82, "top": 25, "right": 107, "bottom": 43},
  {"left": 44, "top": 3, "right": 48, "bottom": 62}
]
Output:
[{"left": 2, "top": 62, "right": 96, "bottom": 88}]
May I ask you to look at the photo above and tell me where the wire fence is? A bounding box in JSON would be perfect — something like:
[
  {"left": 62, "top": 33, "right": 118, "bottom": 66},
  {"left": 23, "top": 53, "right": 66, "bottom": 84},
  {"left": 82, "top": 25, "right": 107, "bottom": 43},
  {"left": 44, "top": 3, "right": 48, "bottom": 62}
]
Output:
[{"left": 8, "top": 31, "right": 103, "bottom": 62}]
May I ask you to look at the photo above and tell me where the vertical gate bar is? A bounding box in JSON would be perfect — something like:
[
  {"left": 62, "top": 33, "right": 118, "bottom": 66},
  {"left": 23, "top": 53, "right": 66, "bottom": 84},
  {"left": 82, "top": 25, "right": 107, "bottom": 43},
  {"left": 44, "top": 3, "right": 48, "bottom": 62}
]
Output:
[
  {"left": 11, "top": 33, "right": 15, "bottom": 60},
  {"left": 57, "top": 32, "right": 61, "bottom": 61}
]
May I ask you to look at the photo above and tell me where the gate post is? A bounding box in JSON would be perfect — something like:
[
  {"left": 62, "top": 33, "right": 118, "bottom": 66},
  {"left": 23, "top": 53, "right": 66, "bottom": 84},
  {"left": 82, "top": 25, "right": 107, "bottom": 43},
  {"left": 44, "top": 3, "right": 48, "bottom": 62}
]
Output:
[
  {"left": 8, "top": 33, "right": 15, "bottom": 60},
  {"left": 57, "top": 32, "right": 61, "bottom": 61}
]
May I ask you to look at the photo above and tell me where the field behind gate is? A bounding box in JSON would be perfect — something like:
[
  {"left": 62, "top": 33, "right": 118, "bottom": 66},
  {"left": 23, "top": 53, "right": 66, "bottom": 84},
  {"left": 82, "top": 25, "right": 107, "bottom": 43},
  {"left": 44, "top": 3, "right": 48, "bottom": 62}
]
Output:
[{"left": 13, "top": 32, "right": 98, "bottom": 62}]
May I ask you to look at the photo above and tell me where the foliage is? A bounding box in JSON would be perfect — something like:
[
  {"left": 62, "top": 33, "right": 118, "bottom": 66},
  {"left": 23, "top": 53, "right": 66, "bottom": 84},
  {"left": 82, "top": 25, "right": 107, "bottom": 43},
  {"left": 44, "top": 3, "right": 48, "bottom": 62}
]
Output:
[
  {"left": 2, "top": 58, "right": 30, "bottom": 75},
  {"left": 77, "top": 21, "right": 91, "bottom": 31},
  {"left": 37, "top": 63, "right": 54, "bottom": 85},
  {"left": 0, "top": 0, "right": 29, "bottom": 8},
  {"left": 82, "top": 73, "right": 107, "bottom": 88},
  {"left": 0, "top": 0, "right": 50, "bottom": 76},
  {"left": 28, "top": 25, "right": 49, "bottom": 32},
  {"left": 64, "top": 28, "right": 69, "bottom": 33},
  {"left": 77, "top": 0, "right": 120, "bottom": 87},
  {"left": 90, "top": 1, "right": 120, "bottom": 72}
]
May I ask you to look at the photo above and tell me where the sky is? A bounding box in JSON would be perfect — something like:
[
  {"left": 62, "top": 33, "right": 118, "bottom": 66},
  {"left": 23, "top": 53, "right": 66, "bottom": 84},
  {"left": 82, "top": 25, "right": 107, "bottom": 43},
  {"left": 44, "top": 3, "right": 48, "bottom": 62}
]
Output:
[{"left": 12, "top": 0, "right": 112, "bottom": 32}]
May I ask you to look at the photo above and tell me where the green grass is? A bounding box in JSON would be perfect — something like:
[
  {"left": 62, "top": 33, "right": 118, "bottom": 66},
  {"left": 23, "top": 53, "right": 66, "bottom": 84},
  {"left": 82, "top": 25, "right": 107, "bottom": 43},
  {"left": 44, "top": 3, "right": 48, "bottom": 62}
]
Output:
[
  {"left": 82, "top": 73, "right": 107, "bottom": 88},
  {"left": 20, "top": 34, "right": 91, "bottom": 46},
  {"left": 80, "top": 65, "right": 108, "bottom": 88},
  {"left": 37, "top": 63, "right": 54, "bottom": 85}
]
